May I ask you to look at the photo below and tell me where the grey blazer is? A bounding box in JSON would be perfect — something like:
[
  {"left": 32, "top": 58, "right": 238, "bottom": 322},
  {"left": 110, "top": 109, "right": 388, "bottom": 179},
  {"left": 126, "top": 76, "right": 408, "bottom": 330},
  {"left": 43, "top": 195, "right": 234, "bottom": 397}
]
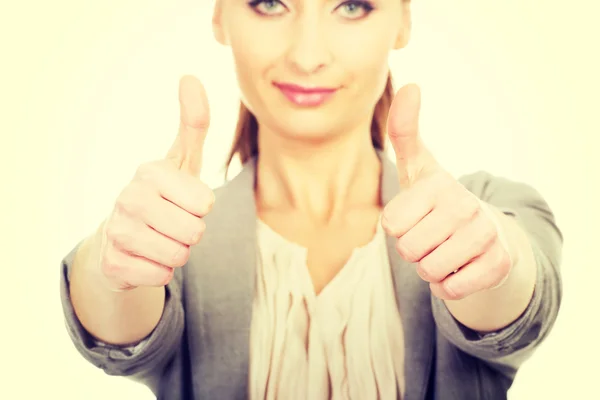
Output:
[{"left": 59, "top": 151, "right": 563, "bottom": 400}]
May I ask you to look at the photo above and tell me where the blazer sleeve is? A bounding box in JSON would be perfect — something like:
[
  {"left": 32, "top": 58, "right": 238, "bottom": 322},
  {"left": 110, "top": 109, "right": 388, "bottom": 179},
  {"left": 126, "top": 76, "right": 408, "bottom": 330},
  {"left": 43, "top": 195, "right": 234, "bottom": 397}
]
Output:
[
  {"left": 430, "top": 170, "right": 563, "bottom": 378},
  {"left": 59, "top": 240, "right": 185, "bottom": 388}
]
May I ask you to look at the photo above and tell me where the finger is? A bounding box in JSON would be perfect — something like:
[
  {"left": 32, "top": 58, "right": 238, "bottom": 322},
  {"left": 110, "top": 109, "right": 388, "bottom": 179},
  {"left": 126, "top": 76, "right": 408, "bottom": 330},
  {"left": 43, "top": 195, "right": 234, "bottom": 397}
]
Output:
[
  {"left": 388, "top": 84, "right": 422, "bottom": 165},
  {"left": 141, "top": 192, "right": 206, "bottom": 246},
  {"left": 134, "top": 161, "right": 215, "bottom": 217},
  {"left": 395, "top": 190, "right": 482, "bottom": 263},
  {"left": 381, "top": 175, "right": 438, "bottom": 237},
  {"left": 107, "top": 217, "right": 190, "bottom": 268},
  {"left": 102, "top": 249, "right": 175, "bottom": 288},
  {"left": 394, "top": 208, "right": 455, "bottom": 264},
  {"left": 429, "top": 240, "right": 511, "bottom": 300},
  {"left": 156, "top": 168, "right": 215, "bottom": 217},
  {"left": 417, "top": 209, "right": 497, "bottom": 283},
  {"left": 166, "top": 75, "right": 211, "bottom": 176},
  {"left": 387, "top": 84, "right": 440, "bottom": 188}
]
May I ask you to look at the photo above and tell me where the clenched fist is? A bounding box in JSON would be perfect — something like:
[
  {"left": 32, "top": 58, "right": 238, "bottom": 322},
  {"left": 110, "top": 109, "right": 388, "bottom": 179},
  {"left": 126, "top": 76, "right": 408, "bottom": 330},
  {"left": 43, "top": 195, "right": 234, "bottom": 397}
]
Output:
[
  {"left": 382, "top": 84, "right": 514, "bottom": 301},
  {"left": 98, "top": 75, "right": 214, "bottom": 292}
]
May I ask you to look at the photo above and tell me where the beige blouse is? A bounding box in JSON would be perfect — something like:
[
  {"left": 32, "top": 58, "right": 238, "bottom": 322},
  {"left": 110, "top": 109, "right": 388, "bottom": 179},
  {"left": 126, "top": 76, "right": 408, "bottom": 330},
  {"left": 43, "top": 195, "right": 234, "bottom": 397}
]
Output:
[{"left": 249, "top": 216, "right": 406, "bottom": 400}]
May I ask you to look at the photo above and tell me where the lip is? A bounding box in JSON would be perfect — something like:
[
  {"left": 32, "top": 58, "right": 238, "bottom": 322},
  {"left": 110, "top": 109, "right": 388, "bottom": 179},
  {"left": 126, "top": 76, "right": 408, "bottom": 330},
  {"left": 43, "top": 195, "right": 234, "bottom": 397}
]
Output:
[{"left": 273, "top": 82, "right": 338, "bottom": 107}]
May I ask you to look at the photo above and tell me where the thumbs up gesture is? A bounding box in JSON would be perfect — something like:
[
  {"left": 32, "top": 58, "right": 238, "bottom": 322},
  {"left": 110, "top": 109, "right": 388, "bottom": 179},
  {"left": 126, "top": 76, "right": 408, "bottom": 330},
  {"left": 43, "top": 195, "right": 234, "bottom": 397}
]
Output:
[
  {"left": 98, "top": 75, "right": 215, "bottom": 292},
  {"left": 381, "top": 84, "right": 513, "bottom": 300}
]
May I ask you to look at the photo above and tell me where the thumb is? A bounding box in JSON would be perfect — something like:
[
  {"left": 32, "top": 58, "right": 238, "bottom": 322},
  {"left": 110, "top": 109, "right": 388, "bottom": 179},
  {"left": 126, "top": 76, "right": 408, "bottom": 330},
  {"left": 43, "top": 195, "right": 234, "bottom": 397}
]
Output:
[
  {"left": 387, "top": 83, "right": 439, "bottom": 188},
  {"left": 166, "top": 75, "right": 211, "bottom": 176}
]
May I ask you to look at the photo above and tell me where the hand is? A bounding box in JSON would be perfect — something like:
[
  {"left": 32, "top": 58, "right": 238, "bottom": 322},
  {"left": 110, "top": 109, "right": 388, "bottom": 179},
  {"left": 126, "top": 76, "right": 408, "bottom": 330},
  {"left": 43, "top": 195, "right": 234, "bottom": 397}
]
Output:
[
  {"left": 97, "top": 75, "right": 214, "bottom": 292},
  {"left": 381, "top": 84, "right": 513, "bottom": 300}
]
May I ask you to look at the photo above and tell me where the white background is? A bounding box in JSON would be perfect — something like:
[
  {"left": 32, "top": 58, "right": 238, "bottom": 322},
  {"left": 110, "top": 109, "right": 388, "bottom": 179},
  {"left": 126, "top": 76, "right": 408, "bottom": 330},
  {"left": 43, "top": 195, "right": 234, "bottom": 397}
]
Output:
[{"left": 2, "top": 0, "right": 599, "bottom": 398}]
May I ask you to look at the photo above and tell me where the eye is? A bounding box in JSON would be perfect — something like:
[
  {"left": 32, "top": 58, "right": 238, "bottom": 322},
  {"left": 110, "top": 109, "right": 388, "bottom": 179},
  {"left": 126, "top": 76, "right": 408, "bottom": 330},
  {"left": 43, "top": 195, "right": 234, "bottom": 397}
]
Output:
[
  {"left": 336, "top": 1, "right": 375, "bottom": 20},
  {"left": 248, "top": 0, "right": 287, "bottom": 16}
]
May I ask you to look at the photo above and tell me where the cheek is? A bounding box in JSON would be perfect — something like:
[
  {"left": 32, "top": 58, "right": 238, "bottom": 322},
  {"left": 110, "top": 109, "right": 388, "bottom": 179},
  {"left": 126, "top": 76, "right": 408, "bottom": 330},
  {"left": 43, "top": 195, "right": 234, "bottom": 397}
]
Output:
[
  {"left": 227, "top": 16, "right": 289, "bottom": 73},
  {"left": 333, "top": 14, "right": 396, "bottom": 57},
  {"left": 334, "top": 32, "right": 391, "bottom": 66},
  {"left": 331, "top": 23, "right": 396, "bottom": 86},
  {"left": 227, "top": 23, "right": 288, "bottom": 109},
  {"left": 228, "top": 41, "right": 270, "bottom": 111}
]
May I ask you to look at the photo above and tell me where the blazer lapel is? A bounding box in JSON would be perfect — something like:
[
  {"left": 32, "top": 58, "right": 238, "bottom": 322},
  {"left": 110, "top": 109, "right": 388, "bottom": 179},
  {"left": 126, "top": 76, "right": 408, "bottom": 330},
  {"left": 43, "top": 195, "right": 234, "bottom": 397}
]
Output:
[
  {"left": 192, "top": 152, "right": 434, "bottom": 400},
  {"left": 378, "top": 150, "right": 436, "bottom": 400},
  {"left": 187, "top": 159, "right": 259, "bottom": 399}
]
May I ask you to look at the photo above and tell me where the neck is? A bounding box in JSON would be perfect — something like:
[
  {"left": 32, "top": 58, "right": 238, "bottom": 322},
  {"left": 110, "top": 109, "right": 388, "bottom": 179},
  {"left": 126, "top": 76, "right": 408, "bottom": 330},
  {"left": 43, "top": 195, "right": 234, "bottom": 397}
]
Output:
[{"left": 255, "top": 124, "right": 383, "bottom": 225}]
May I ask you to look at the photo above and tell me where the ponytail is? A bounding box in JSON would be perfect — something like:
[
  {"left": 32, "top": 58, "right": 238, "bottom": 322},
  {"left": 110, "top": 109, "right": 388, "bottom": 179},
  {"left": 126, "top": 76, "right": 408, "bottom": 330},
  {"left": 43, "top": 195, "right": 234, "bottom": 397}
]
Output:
[{"left": 225, "top": 74, "right": 394, "bottom": 172}]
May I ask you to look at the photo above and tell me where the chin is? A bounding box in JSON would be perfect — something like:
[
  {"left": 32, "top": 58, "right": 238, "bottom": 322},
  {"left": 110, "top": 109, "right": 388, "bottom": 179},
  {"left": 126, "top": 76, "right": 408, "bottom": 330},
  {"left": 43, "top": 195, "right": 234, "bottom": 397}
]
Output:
[{"left": 271, "top": 110, "right": 349, "bottom": 142}]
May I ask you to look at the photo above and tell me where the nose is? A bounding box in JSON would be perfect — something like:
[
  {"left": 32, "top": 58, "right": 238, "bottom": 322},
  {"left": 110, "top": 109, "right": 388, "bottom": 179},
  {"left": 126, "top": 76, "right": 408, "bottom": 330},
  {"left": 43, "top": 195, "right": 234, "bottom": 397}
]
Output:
[{"left": 285, "top": 17, "right": 332, "bottom": 75}]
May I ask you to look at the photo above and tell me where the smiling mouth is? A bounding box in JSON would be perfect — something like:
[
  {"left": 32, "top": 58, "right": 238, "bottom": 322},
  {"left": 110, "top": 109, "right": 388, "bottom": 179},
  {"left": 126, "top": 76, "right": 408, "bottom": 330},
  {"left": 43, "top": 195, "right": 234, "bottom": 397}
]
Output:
[{"left": 273, "top": 82, "right": 339, "bottom": 107}]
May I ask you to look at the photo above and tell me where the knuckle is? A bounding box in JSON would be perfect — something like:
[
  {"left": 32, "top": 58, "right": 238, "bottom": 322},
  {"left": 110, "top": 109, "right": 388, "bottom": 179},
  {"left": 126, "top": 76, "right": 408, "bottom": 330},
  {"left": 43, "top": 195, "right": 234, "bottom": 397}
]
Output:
[
  {"left": 132, "top": 198, "right": 149, "bottom": 218},
  {"left": 496, "top": 250, "right": 513, "bottom": 274},
  {"left": 418, "top": 259, "right": 442, "bottom": 283},
  {"left": 443, "top": 277, "right": 466, "bottom": 300},
  {"left": 444, "top": 283, "right": 464, "bottom": 300},
  {"left": 116, "top": 184, "right": 152, "bottom": 218},
  {"left": 186, "top": 111, "right": 210, "bottom": 131},
  {"left": 416, "top": 263, "right": 431, "bottom": 282},
  {"left": 103, "top": 223, "right": 118, "bottom": 240},
  {"left": 100, "top": 258, "right": 121, "bottom": 278},
  {"left": 471, "top": 220, "right": 497, "bottom": 253},
  {"left": 196, "top": 185, "right": 216, "bottom": 216},
  {"left": 118, "top": 232, "right": 135, "bottom": 250},
  {"left": 490, "top": 274, "right": 506, "bottom": 289},
  {"left": 104, "top": 223, "right": 124, "bottom": 244},
  {"left": 482, "top": 221, "right": 498, "bottom": 243},
  {"left": 197, "top": 218, "right": 206, "bottom": 234},
  {"left": 157, "top": 267, "right": 175, "bottom": 287},
  {"left": 115, "top": 187, "right": 140, "bottom": 216},
  {"left": 104, "top": 223, "right": 134, "bottom": 250},
  {"left": 192, "top": 219, "right": 207, "bottom": 240},
  {"left": 396, "top": 239, "right": 419, "bottom": 263},
  {"left": 135, "top": 161, "right": 162, "bottom": 181},
  {"left": 184, "top": 218, "right": 206, "bottom": 245},
  {"left": 381, "top": 211, "right": 400, "bottom": 235},
  {"left": 456, "top": 196, "right": 480, "bottom": 220},
  {"left": 169, "top": 245, "right": 190, "bottom": 268}
]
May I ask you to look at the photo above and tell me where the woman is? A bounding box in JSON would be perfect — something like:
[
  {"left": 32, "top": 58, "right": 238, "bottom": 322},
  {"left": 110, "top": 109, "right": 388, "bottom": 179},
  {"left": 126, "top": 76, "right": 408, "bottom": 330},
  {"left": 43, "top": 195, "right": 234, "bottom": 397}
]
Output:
[{"left": 60, "top": 0, "right": 563, "bottom": 399}]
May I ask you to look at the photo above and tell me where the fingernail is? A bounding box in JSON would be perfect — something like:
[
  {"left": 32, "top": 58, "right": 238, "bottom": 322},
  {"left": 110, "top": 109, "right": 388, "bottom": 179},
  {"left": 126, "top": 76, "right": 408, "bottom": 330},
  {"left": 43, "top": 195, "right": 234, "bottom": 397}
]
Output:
[
  {"left": 444, "top": 282, "right": 459, "bottom": 299},
  {"left": 381, "top": 213, "right": 393, "bottom": 232},
  {"left": 416, "top": 265, "right": 429, "bottom": 280},
  {"left": 191, "top": 231, "right": 202, "bottom": 243},
  {"left": 202, "top": 191, "right": 215, "bottom": 215}
]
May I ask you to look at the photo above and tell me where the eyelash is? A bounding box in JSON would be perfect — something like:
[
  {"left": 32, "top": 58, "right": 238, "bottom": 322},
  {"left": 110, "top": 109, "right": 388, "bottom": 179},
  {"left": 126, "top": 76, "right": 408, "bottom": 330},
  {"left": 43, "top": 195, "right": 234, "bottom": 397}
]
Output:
[
  {"left": 347, "top": 1, "right": 375, "bottom": 14},
  {"left": 247, "top": 0, "right": 375, "bottom": 18},
  {"left": 246, "top": 0, "right": 281, "bottom": 12}
]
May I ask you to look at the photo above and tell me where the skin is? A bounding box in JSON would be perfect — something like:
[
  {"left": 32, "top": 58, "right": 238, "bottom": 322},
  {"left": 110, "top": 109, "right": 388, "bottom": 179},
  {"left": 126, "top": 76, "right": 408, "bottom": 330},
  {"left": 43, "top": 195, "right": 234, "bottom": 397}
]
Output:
[
  {"left": 69, "top": 77, "right": 214, "bottom": 345},
  {"left": 69, "top": 0, "right": 538, "bottom": 346},
  {"left": 382, "top": 84, "right": 537, "bottom": 332},
  {"left": 213, "top": 0, "right": 537, "bottom": 332},
  {"left": 212, "top": 0, "right": 410, "bottom": 294}
]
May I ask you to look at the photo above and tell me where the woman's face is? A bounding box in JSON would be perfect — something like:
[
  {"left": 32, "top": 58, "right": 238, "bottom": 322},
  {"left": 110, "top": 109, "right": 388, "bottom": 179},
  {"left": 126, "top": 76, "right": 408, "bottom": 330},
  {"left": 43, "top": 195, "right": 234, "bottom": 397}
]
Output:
[{"left": 213, "top": 0, "right": 410, "bottom": 141}]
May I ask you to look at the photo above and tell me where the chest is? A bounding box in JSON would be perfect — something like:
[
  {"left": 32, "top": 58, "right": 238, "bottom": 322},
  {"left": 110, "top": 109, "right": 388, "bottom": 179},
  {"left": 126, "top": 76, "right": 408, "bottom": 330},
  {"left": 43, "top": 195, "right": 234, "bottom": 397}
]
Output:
[
  {"left": 257, "top": 207, "right": 382, "bottom": 294},
  {"left": 182, "top": 213, "right": 438, "bottom": 400}
]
